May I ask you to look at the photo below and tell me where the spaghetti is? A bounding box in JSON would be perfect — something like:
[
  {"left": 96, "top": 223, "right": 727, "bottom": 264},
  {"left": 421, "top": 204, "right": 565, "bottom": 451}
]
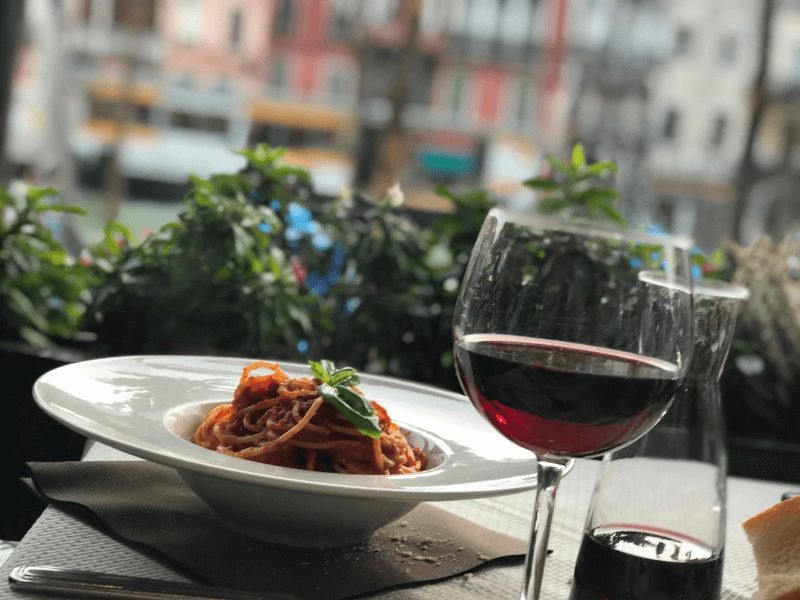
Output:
[{"left": 193, "top": 361, "right": 426, "bottom": 475}]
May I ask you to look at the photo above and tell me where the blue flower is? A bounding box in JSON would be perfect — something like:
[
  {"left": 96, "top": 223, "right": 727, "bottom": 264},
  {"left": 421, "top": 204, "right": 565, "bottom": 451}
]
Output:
[
  {"left": 331, "top": 243, "right": 346, "bottom": 269},
  {"left": 287, "top": 202, "right": 315, "bottom": 233},
  {"left": 326, "top": 266, "right": 340, "bottom": 285},
  {"left": 258, "top": 221, "right": 272, "bottom": 234},
  {"left": 345, "top": 297, "right": 361, "bottom": 314},
  {"left": 691, "top": 265, "right": 702, "bottom": 279},
  {"left": 646, "top": 223, "right": 667, "bottom": 236},
  {"left": 650, "top": 251, "right": 660, "bottom": 261},
  {"left": 296, "top": 339, "right": 309, "bottom": 354},
  {"left": 269, "top": 199, "right": 281, "bottom": 213},
  {"left": 306, "top": 271, "right": 330, "bottom": 296},
  {"left": 46, "top": 297, "right": 64, "bottom": 309},
  {"left": 311, "top": 231, "right": 332, "bottom": 251},
  {"left": 285, "top": 227, "right": 302, "bottom": 242},
  {"left": 629, "top": 256, "right": 643, "bottom": 268}
]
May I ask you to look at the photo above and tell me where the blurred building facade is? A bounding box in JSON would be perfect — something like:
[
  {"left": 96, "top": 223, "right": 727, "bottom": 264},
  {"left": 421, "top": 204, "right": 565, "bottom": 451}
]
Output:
[
  {"left": 6, "top": 0, "right": 797, "bottom": 247},
  {"left": 737, "top": 0, "right": 800, "bottom": 245},
  {"left": 647, "top": 0, "right": 761, "bottom": 246}
]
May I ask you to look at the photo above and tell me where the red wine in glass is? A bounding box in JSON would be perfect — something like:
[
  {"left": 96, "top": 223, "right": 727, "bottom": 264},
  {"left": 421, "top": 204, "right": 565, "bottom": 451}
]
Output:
[
  {"left": 569, "top": 527, "right": 723, "bottom": 600},
  {"left": 454, "top": 334, "right": 680, "bottom": 458}
]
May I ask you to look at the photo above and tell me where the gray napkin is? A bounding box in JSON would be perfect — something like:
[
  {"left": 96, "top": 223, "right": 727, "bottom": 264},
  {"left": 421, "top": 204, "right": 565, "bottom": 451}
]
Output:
[{"left": 26, "top": 461, "right": 526, "bottom": 600}]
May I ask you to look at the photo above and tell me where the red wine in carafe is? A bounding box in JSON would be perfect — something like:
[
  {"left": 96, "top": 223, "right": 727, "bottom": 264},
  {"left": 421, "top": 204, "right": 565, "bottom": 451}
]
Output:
[
  {"left": 454, "top": 334, "right": 679, "bottom": 457},
  {"left": 569, "top": 528, "right": 723, "bottom": 600}
]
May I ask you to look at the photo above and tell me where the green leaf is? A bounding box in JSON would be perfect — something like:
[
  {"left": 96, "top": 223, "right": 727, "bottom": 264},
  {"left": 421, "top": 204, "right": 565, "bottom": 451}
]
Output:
[
  {"left": 537, "top": 196, "right": 570, "bottom": 213},
  {"left": 308, "top": 360, "right": 330, "bottom": 381},
  {"left": 588, "top": 200, "right": 625, "bottom": 224},
  {"left": 329, "top": 367, "right": 358, "bottom": 387},
  {"left": 433, "top": 185, "right": 456, "bottom": 201},
  {"left": 545, "top": 155, "right": 572, "bottom": 175},
  {"left": 523, "top": 178, "right": 561, "bottom": 191},
  {"left": 317, "top": 383, "right": 382, "bottom": 439},
  {"left": 7, "top": 288, "right": 49, "bottom": 331},
  {"left": 575, "top": 187, "right": 619, "bottom": 205},
  {"left": 33, "top": 203, "right": 87, "bottom": 216},
  {"left": 585, "top": 161, "right": 617, "bottom": 176},
  {"left": 571, "top": 143, "right": 586, "bottom": 168},
  {"left": 19, "top": 326, "right": 51, "bottom": 348},
  {"left": 317, "top": 360, "right": 334, "bottom": 375},
  {"left": 26, "top": 186, "right": 59, "bottom": 202},
  {"left": 287, "top": 303, "right": 312, "bottom": 333}
]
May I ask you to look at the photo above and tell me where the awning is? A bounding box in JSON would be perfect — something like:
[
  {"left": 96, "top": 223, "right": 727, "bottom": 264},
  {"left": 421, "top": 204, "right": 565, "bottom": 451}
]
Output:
[
  {"left": 248, "top": 99, "right": 355, "bottom": 131},
  {"left": 417, "top": 148, "right": 478, "bottom": 178},
  {"left": 83, "top": 120, "right": 158, "bottom": 144},
  {"left": 89, "top": 81, "right": 161, "bottom": 105}
]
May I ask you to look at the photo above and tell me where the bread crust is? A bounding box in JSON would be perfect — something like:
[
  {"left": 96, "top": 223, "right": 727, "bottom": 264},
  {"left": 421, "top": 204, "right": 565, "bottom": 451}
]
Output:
[
  {"left": 743, "top": 496, "right": 800, "bottom": 600},
  {"left": 743, "top": 495, "right": 800, "bottom": 534}
]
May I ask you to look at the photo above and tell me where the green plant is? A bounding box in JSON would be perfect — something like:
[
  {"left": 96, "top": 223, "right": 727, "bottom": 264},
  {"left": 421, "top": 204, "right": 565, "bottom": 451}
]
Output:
[
  {"left": 0, "top": 184, "right": 93, "bottom": 348},
  {"left": 86, "top": 149, "right": 316, "bottom": 357},
  {"left": 81, "top": 144, "right": 496, "bottom": 390},
  {"left": 524, "top": 143, "right": 623, "bottom": 224}
]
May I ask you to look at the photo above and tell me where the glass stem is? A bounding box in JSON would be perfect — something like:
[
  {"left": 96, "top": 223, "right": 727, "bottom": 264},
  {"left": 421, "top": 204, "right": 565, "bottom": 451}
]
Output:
[{"left": 520, "top": 458, "right": 572, "bottom": 600}]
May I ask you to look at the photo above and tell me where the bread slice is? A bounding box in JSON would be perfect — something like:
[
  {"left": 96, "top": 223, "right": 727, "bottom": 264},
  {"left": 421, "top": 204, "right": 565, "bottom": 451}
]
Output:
[{"left": 743, "top": 495, "right": 800, "bottom": 600}]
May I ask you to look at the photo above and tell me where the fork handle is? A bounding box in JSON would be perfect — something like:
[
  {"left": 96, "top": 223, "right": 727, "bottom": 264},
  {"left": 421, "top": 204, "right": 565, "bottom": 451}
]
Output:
[{"left": 9, "top": 565, "right": 298, "bottom": 600}]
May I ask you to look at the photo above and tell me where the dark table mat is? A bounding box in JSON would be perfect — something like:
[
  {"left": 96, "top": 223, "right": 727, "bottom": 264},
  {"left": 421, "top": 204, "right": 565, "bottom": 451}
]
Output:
[{"left": 26, "top": 461, "right": 526, "bottom": 599}]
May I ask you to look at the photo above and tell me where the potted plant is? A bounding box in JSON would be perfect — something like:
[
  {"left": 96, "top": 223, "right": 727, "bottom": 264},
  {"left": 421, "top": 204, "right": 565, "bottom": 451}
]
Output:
[
  {"left": 0, "top": 182, "right": 93, "bottom": 539},
  {"left": 83, "top": 145, "right": 497, "bottom": 393}
]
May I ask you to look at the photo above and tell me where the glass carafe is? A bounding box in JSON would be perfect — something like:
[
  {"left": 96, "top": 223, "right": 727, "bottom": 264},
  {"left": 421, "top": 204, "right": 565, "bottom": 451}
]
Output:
[{"left": 570, "top": 279, "right": 749, "bottom": 600}]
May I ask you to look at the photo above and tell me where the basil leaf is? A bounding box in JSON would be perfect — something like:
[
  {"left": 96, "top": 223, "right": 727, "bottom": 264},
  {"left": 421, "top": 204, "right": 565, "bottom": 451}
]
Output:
[
  {"left": 317, "top": 383, "right": 382, "bottom": 439},
  {"left": 320, "top": 360, "right": 337, "bottom": 377},
  {"left": 308, "top": 360, "right": 330, "bottom": 382},
  {"left": 329, "top": 367, "right": 358, "bottom": 387}
]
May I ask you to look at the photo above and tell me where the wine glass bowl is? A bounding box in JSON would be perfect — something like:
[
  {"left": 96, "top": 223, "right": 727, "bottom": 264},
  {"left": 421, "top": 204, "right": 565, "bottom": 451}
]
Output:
[{"left": 452, "top": 209, "right": 694, "bottom": 598}]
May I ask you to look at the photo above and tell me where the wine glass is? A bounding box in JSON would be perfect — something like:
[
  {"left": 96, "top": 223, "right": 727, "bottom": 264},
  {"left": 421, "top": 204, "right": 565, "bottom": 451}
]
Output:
[{"left": 452, "top": 208, "right": 694, "bottom": 600}]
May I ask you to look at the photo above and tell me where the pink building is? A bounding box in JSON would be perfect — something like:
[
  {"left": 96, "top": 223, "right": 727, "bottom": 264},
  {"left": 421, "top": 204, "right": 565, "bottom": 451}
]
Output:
[
  {"left": 268, "top": 0, "right": 357, "bottom": 102},
  {"left": 161, "top": 0, "right": 273, "bottom": 93}
]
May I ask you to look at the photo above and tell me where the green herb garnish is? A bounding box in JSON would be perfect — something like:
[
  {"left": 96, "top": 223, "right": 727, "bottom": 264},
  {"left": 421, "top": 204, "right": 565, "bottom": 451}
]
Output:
[
  {"left": 524, "top": 143, "right": 624, "bottom": 224},
  {"left": 308, "top": 360, "right": 382, "bottom": 439}
]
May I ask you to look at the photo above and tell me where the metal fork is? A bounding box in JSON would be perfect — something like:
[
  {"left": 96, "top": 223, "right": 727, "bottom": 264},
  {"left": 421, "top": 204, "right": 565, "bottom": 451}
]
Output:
[{"left": 9, "top": 565, "right": 300, "bottom": 600}]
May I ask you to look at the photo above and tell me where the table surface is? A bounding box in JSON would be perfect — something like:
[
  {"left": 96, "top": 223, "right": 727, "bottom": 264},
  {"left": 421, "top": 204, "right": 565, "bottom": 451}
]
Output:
[{"left": 0, "top": 441, "right": 788, "bottom": 600}]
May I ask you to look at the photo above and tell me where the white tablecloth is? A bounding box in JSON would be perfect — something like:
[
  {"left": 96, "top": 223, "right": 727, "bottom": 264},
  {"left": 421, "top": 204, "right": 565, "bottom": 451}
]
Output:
[{"left": 0, "top": 441, "right": 788, "bottom": 599}]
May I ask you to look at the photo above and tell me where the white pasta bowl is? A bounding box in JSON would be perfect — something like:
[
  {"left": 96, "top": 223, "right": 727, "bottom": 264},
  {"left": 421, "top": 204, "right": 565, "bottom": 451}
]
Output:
[{"left": 33, "top": 356, "right": 538, "bottom": 548}]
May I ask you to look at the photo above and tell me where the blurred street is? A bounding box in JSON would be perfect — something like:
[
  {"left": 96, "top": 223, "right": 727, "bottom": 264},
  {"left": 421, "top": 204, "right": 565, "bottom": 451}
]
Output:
[{"left": 73, "top": 190, "right": 182, "bottom": 245}]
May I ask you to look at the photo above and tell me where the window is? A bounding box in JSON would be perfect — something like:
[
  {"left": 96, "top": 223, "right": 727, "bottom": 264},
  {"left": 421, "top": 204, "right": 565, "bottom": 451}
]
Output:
[
  {"left": 719, "top": 34, "right": 738, "bottom": 64},
  {"left": 449, "top": 71, "right": 466, "bottom": 116},
  {"left": 514, "top": 81, "right": 530, "bottom": 126},
  {"left": 89, "top": 98, "right": 117, "bottom": 121},
  {"left": 176, "top": 72, "right": 194, "bottom": 88},
  {"left": 268, "top": 55, "right": 288, "bottom": 92},
  {"left": 135, "top": 105, "right": 151, "bottom": 125},
  {"left": 113, "top": 0, "right": 156, "bottom": 30},
  {"left": 176, "top": 0, "right": 203, "bottom": 46},
  {"left": 274, "top": 0, "right": 294, "bottom": 35},
  {"left": 229, "top": 8, "right": 243, "bottom": 50},
  {"left": 329, "top": 70, "right": 350, "bottom": 104},
  {"left": 790, "top": 47, "right": 800, "bottom": 83},
  {"left": 77, "top": 0, "right": 91, "bottom": 23},
  {"left": 674, "top": 26, "right": 692, "bottom": 56},
  {"left": 663, "top": 108, "right": 680, "bottom": 140},
  {"left": 710, "top": 114, "right": 728, "bottom": 147},
  {"left": 215, "top": 76, "right": 230, "bottom": 93},
  {"left": 170, "top": 112, "right": 228, "bottom": 134},
  {"left": 329, "top": 0, "right": 356, "bottom": 40}
]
